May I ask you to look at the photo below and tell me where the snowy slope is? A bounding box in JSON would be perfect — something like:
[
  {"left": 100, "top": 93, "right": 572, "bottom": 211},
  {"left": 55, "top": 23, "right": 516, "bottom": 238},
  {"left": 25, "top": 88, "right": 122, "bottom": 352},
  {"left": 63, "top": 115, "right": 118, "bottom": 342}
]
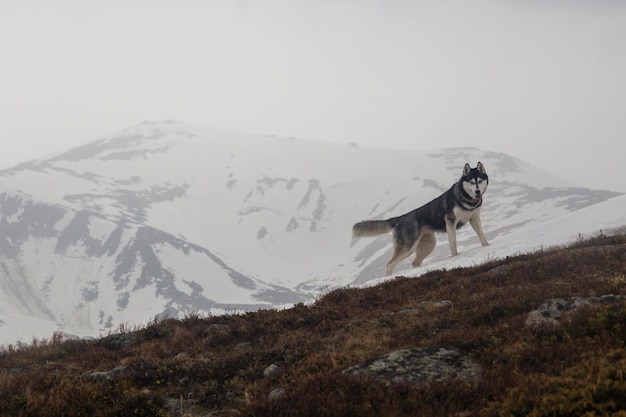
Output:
[
  {"left": 364, "top": 194, "right": 626, "bottom": 287},
  {"left": 0, "top": 121, "right": 622, "bottom": 345}
]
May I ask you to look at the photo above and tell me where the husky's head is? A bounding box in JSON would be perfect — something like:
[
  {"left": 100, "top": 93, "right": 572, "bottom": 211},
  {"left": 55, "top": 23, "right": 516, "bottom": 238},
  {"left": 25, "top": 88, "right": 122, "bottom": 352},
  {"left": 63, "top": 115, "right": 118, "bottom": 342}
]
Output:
[{"left": 461, "top": 162, "right": 488, "bottom": 201}]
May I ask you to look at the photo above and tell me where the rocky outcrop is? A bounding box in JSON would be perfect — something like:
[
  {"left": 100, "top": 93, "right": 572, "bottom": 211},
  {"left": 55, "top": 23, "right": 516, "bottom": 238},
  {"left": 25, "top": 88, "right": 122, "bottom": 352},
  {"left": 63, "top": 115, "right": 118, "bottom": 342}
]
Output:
[
  {"left": 343, "top": 347, "right": 482, "bottom": 385},
  {"left": 100, "top": 332, "right": 140, "bottom": 348},
  {"left": 525, "top": 294, "right": 626, "bottom": 330},
  {"left": 88, "top": 365, "right": 126, "bottom": 381}
]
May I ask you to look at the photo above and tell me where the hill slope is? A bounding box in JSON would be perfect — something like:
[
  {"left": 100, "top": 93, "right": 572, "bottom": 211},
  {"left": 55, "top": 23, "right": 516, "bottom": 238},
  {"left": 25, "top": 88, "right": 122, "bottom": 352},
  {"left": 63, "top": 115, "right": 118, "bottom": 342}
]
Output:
[{"left": 1, "top": 234, "right": 625, "bottom": 417}]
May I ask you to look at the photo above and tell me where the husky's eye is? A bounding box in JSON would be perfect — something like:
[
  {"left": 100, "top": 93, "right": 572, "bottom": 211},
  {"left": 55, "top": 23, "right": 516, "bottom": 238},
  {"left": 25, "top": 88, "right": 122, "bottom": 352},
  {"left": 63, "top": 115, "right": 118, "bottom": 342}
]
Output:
[
  {"left": 478, "top": 179, "right": 483, "bottom": 184},
  {"left": 470, "top": 180, "right": 476, "bottom": 185}
]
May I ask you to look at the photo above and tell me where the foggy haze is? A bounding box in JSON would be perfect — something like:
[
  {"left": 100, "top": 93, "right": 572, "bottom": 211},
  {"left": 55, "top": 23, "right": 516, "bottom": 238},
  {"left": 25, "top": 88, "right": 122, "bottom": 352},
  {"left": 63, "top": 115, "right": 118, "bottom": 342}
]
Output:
[{"left": 1, "top": 1, "right": 625, "bottom": 191}]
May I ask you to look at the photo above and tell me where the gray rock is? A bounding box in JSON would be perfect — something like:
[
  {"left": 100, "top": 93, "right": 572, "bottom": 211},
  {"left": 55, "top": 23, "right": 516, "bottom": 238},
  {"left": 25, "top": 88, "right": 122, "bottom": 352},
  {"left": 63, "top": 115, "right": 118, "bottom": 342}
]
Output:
[
  {"left": 172, "top": 352, "right": 189, "bottom": 362},
  {"left": 101, "top": 332, "right": 139, "bottom": 348},
  {"left": 525, "top": 294, "right": 626, "bottom": 330},
  {"left": 163, "top": 396, "right": 201, "bottom": 416},
  {"left": 263, "top": 363, "right": 280, "bottom": 377},
  {"left": 427, "top": 300, "right": 453, "bottom": 309},
  {"left": 235, "top": 342, "right": 251, "bottom": 351},
  {"left": 208, "top": 324, "right": 230, "bottom": 332},
  {"left": 344, "top": 347, "right": 482, "bottom": 385},
  {"left": 89, "top": 365, "right": 126, "bottom": 381},
  {"left": 268, "top": 388, "right": 286, "bottom": 402}
]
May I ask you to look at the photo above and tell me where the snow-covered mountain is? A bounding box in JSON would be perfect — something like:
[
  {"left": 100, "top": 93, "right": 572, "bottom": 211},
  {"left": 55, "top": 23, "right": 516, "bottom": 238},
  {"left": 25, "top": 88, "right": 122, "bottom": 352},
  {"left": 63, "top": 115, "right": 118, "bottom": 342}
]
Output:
[{"left": 0, "top": 121, "right": 622, "bottom": 345}]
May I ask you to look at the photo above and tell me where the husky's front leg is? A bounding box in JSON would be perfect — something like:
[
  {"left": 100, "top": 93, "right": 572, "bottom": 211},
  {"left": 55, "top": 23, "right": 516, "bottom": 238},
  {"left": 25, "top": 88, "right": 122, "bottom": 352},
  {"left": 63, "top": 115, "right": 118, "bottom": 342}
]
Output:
[
  {"left": 469, "top": 215, "right": 489, "bottom": 247},
  {"left": 445, "top": 219, "right": 459, "bottom": 256}
]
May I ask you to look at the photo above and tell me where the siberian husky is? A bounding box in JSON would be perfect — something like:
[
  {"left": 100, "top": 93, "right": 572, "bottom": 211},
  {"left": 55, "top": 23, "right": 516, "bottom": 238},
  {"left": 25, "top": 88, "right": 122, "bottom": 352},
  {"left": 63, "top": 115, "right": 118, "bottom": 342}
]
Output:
[{"left": 353, "top": 162, "right": 489, "bottom": 275}]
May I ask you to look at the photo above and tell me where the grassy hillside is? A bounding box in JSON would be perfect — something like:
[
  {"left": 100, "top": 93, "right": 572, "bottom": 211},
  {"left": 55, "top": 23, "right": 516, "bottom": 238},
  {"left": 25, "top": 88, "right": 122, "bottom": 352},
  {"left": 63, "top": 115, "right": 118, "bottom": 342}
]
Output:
[{"left": 1, "top": 234, "right": 625, "bottom": 417}]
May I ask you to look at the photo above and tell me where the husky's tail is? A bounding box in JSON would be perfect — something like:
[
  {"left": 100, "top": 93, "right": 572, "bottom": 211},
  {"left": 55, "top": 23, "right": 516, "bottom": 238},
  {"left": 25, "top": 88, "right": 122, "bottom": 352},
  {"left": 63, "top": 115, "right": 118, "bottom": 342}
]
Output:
[{"left": 352, "top": 220, "right": 393, "bottom": 238}]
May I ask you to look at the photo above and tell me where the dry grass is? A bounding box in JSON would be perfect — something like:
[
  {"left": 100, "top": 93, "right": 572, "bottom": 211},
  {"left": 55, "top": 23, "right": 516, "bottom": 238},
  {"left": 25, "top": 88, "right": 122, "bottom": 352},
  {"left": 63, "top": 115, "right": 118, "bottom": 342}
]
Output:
[{"left": 1, "top": 234, "right": 625, "bottom": 416}]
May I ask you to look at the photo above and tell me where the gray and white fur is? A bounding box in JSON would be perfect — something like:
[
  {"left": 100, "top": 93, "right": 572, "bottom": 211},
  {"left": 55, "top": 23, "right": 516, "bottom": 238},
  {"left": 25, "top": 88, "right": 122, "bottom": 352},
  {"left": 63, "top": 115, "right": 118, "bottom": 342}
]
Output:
[{"left": 353, "top": 162, "right": 489, "bottom": 275}]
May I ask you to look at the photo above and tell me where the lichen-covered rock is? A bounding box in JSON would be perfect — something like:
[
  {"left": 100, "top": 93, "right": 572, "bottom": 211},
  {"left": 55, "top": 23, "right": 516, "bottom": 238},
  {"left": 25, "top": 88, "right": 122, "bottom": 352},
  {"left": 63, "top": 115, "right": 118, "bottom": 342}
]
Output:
[
  {"left": 343, "top": 347, "right": 482, "bottom": 385},
  {"left": 263, "top": 363, "right": 280, "bottom": 377},
  {"left": 101, "top": 332, "right": 139, "bottom": 348},
  {"left": 525, "top": 294, "right": 626, "bottom": 330},
  {"left": 88, "top": 365, "right": 126, "bottom": 381},
  {"left": 268, "top": 388, "right": 286, "bottom": 402}
]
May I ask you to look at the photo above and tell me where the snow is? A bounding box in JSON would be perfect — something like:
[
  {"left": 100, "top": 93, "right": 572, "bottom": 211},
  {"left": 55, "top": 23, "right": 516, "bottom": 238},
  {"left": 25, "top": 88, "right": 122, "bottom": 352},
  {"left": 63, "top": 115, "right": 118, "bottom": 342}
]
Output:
[
  {"left": 7, "top": 190, "right": 620, "bottom": 347},
  {"left": 367, "top": 194, "right": 626, "bottom": 287}
]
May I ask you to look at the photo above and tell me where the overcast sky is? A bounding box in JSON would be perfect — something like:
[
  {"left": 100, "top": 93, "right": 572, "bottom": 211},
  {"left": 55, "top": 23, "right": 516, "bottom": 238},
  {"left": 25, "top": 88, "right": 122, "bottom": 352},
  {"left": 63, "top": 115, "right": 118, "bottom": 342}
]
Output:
[{"left": 1, "top": 1, "right": 625, "bottom": 191}]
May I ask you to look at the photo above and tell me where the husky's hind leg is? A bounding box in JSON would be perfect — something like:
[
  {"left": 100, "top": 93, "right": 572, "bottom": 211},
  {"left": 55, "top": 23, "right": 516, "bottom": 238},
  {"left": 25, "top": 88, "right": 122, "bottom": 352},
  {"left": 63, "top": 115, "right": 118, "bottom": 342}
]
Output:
[
  {"left": 386, "top": 245, "right": 413, "bottom": 276},
  {"left": 412, "top": 233, "right": 436, "bottom": 267}
]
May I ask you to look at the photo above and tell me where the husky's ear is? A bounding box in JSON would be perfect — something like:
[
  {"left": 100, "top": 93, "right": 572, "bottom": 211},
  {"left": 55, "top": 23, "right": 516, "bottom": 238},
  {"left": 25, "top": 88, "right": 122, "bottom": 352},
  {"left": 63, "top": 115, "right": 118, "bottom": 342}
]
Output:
[
  {"left": 477, "top": 162, "right": 486, "bottom": 174},
  {"left": 463, "top": 163, "right": 471, "bottom": 176}
]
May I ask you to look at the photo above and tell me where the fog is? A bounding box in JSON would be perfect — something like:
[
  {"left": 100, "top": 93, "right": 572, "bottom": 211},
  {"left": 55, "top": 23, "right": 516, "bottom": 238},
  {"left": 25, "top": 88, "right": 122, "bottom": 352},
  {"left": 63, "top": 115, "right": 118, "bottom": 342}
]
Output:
[{"left": 1, "top": 1, "right": 625, "bottom": 191}]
